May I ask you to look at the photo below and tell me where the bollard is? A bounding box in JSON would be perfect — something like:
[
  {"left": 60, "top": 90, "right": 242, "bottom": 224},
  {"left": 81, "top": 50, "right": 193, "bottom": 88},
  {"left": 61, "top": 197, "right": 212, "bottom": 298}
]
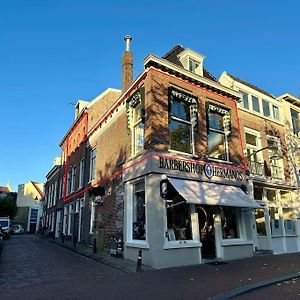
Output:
[
  {"left": 93, "top": 236, "right": 97, "bottom": 254},
  {"left": 136, "top": 249, "right": 142, "bottom": 272}
]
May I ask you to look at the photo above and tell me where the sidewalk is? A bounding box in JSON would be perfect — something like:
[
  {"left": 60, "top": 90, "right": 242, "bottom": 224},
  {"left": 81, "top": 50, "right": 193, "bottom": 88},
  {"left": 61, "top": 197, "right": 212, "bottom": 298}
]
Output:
[
  {"left": 46, "top": 236, "right": 152, "bottom": 273},
  {"left": 44, "top": 236, "right": 300, "bottom": 299}
]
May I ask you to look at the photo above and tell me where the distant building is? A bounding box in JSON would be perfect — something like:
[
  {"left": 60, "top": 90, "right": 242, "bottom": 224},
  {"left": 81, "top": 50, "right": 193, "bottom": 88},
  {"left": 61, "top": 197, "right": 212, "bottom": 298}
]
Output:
[{"left": 15, "top": 181, "right": 44, "bottom": 233}]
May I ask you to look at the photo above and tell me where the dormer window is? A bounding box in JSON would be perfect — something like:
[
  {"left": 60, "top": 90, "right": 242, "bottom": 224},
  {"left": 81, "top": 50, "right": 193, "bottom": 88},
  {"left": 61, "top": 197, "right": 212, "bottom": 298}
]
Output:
[{"left": 189, "top": 58, "right": 200, "bottom": 74}]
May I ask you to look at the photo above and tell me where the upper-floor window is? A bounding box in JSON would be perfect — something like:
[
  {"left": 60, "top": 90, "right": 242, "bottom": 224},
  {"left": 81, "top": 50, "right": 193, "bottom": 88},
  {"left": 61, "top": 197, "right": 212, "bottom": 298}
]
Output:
[
  {"left": 252, "top": 95, "right": 260, "bottom": 113},
  {"left": 239, "top": 91, "right": 249, "bottom": 109},
  {"left": 89, "top": 148, "right": 96, "bottom": 181},
  {"left": 291, "top": 109, "right": 300, "bottom": 135},
  {"left": 272, "top": 105, "right": 280, "bottom": 121},
  {"left": 207, "top": 103, "right": 231, "bottom": 161},
  {"left": 291, "top": 109, "right": 300, "bottom": 134},
  {"left": 267, "top": 137, "right": 283, "bottom": 180},
  {"left": 67, "top": 170, "right": 71, "bottom": 195},
  {"left": 53, "top": 181, "right": 57, "bottom": 206},
  {"left": 262, "top": 100, "right": 271, "bottom": 118},
  {"left": 189, "top": 58, "right": 200, "bottom": 74},
  {"left": 71, "top": 166, "right": 76, "bottom": 193},
  {"left": 127, "top": 88, "right": 145, "bottom": 156},
  {"left": 133, "top": 104, "right": 144, "bottom": 155},
  {"left": 79, "top": 157, "right": 85, "bottom": 188},
  {"left": 245, "top": 131, "right": 264, "bottom": 176},
  {"left": 169, "top": 89, "right": 198, "bottom": 154}
]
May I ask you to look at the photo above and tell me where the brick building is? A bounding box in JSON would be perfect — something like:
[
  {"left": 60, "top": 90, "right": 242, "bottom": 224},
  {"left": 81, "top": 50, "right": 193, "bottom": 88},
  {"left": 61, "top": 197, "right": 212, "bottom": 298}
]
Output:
[
  {"left": 220, "top": 73, "right": 300, "bottom": 254},
  {"left": 43, "top": 37, "right": 299, "bottom": 268}
]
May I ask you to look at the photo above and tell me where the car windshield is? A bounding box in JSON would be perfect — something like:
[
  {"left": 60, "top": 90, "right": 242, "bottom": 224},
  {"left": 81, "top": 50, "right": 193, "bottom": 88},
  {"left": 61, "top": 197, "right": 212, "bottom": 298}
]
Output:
[
  {"left": 0, "top": 221, "right": 8, "bottom": 227},
  {"left": 12, "top": 225, "right": 18, "bottom": 229}
]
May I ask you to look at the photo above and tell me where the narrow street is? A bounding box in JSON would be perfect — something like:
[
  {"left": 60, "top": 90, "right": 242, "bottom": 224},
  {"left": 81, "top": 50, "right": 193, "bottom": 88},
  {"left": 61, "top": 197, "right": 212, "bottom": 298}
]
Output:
[{"left": 1, "top": 235, "right": 300, "bottom": 300}]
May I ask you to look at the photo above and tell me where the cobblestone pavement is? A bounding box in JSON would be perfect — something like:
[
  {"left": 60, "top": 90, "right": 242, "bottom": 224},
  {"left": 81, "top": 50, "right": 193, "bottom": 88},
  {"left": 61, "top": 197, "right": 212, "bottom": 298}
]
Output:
[{"left": 1, "top": 235, "right": 300, "bottom": 300}]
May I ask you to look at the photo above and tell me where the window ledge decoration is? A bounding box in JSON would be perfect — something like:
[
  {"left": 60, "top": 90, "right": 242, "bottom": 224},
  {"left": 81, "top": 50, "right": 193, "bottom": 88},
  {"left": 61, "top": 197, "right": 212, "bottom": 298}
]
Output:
[
  {"left": 126, "top": 87, "right": 145, "bottom": 130},
  {"left": 170, "top": 88, "right": 198, "bottom": 127}
]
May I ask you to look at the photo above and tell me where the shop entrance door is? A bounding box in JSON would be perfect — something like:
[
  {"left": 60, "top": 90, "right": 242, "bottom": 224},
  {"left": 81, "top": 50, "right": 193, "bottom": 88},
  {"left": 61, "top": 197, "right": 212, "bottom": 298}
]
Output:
[{"left": 198, "top": 205, "right": 216, "bottom": 259}]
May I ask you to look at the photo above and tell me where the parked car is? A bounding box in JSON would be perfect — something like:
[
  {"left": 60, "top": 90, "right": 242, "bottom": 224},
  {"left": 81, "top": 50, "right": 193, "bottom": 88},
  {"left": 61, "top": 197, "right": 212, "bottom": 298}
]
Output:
[
  {"left": 11, "top": 224, "right": 25, "bottom": 234},
  {"left": 0, "top": 225, "right": 4, "bottom": 256},
  {"left": 0, "top": 217, "right": 11, "bottom": 239}
]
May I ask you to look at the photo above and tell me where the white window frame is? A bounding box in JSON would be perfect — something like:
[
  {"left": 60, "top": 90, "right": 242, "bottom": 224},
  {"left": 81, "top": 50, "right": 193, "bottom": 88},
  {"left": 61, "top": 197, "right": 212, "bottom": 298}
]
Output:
[
  {"left": 89, "top": 201, "right": 95, "bottom": 234},
  {"left": 71, "top": 166, "right": 76, "bottom": 193},
  {"left": 131, "top": 105, "right": 144, "bottom": 156},
  {"left": 79, "top": 157, "right": 85, "bottom": 188},
  {"left": 125, "top": 178, "right": 149, "bottom": 248},
  {"left": 89, "top": 148, "right": 96, "bottom": 182},
  {"left": 272, "top": 104, "right": 280, "bottom": 121},
  {"left": 67, "top": 203, "right": 74, "bottom": 236},
  {"left": 266, "top": 135, "right": 284, "bottom": 180},
  {"left": 66, "top": 170, "right": 71, "bottom": 195},
  {"left": 63, "top": 205, "right": 68, "bottom": 235},
  {"left": 53, "top": 181, "right": 57, "bottom": 206}
]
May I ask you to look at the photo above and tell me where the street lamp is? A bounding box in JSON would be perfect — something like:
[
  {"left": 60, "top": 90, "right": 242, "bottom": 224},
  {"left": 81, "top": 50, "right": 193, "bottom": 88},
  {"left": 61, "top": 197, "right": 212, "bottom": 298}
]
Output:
[{"left": 246, "top": 142, "right": 283, "bottom": 161}]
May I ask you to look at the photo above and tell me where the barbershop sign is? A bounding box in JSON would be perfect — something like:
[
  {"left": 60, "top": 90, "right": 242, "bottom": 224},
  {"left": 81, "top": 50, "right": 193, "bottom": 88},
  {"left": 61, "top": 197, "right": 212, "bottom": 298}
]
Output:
[{"left": 159, "top": 157, "right": 244, "bottom": 181}]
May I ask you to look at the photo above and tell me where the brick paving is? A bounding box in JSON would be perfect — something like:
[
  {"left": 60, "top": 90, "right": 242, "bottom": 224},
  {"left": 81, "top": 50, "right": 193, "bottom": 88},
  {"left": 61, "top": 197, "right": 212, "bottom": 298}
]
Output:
[{"left": 1, "top": 235, "right": 300, "bottom": 300}]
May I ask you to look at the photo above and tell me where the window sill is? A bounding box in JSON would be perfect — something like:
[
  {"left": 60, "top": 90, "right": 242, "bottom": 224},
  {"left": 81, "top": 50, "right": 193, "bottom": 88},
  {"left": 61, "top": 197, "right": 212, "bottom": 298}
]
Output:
[
  {"left": 221, "top": 239, "right": 253, "bottom": 246},
  {"left": 164, "top": 241, "right": 201, "bottom": 249},
  {"left": 285, "top": 234, "right": 297, "bottom": 237},
  {"left": 168, "top": 149, "right": 198, "bottom": 158},
  {"left": 125, "top": 241, "right": 149, "bottom": 249}
]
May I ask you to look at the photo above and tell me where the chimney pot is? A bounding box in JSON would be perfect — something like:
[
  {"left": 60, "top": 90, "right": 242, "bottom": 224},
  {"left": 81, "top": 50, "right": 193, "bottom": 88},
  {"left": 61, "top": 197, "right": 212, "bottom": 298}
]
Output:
[{"left": 124, "top": 35, "right": 132, "bottom": 52}]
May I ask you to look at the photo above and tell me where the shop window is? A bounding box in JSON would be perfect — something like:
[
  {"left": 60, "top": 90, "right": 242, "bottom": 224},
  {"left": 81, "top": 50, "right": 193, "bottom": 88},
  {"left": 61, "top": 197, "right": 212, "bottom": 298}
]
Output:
[
  {"left": 221, "top": 207, "right": 240, "bottom": 239},
  {"left": 207, "top": 103, "right": 231, "bottom": 161},
  {"left": 255, "top": 209, "right": 266, "bottom": 236},
  {"left": 253, "top": 186, "right": 263, "bottom": 200},
  {"left": 132, "top": 181, "right": 146, "bottom": 240},
  {"left": 283, "top": 208, "right": 296, "bottom": 235},
  {"left": 269, "top": 207, "right": 283, "bottom": 236},
  {"left": 166, "top": 197, "right": 192, "bottom": 241},
  {"left": 169, "top": 89, "right": 198, "bottom": 154}
]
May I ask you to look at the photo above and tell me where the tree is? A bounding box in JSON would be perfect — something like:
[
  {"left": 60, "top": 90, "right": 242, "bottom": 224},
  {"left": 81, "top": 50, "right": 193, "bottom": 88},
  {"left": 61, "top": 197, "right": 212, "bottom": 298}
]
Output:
[{"left": 0, "top": 195, "right": 18, "bottom": 219}]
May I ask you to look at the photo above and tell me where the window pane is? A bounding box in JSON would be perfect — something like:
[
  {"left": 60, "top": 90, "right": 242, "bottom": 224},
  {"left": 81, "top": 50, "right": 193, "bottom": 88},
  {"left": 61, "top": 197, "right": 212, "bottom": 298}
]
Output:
[
  {"left": 252, "top": 95, "right": 260, "bottom": 113},
  {"left": 262, "top": 100, "right": 270, "bottom": 117},
  {"left": 283, "top": 208, "right": 296, "bottom": 235},
  {"left": 209, "top": 113, "right": 224, "bottom": 131},
  {"left": 291, "top": 109, "right": 300, "bottom": 134},
  {"left": 253, "top": 186, "right": 263, "bottom": 200},
  {"left": 240, "top": 91, "right": 249, "bottom": 109},
  {"left": 170, "top": 119, "right": 191, "bottom": 153},
  {"left": 171, "top": 100, "right": 190, "bottom": 121},
  {"left": 255, "top": 209, "right": 266, "bottom": 236},
  {"left": 221, "top": 207, "right": 239, "bottom": 239},
  {"left": 134, "top": 122, "right": 144, "bottom": 154},
  {"left": 245, "top": 132, "right": 257, "bottom": 146},
  {"left": 266, "top": 189, "right": 276, "bottom": 202},
  {"left": 166, "top": 200, "right": 192, "bottom": 241},
  {"left": 208, "top": 131, "right": 226, "bottom": 160},
  {"left": 132, "top": 182, "right": 146, "bottom": 240},
  {"left": 269, "top": 207, "right": 283, "bottom": 236},
  {"left": 273, "top": 105, "right": 280, "bottom": 120}
]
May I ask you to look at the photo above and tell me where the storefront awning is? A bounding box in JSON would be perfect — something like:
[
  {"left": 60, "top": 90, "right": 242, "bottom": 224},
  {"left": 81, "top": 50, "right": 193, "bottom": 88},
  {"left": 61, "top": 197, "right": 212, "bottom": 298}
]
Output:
[{"left": 168, "top": 178, "right": 261, "bottom": 208}]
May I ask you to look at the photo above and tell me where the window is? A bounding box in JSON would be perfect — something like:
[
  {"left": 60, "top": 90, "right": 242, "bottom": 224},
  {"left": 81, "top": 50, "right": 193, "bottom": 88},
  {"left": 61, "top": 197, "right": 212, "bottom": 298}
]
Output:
[
  {"left": 189, "top": 58, "right": 199, "bottom": 74},
  {"left": 272, "top": 105, "right": 280, "bottom": 121},
  {"left": 133, "top": 105, "right": 144, "bottom": 155},
  {"left": 252, "top": 95, "right": 260, "bottom": 113},
  {"left": 68, "top": 203, "right": 73, "bottom": 236},
  {"left": 267, "top": 138, "right": 283, "bottom": 179},
  {"left": 169, "top": 89, "right": 197, "bottom": 154},
  {"left": 63, "top": 205, "right": 68, "bottom": 235},
  {"left": 71, "top": 166, "right": 76, "bottom": 193},
  {"left": 266, "top": 189, "right": 277, "bottom": 202},
  {"left": 283, "top": 208, "right": 296, "bottom": 235},
  {"left": 240, "top": 91, "right": 249, "bottom": 109},
  {"left": 245, "top": 132, "right": 264, "bottom": 176},
  {"left": 208, "top": 104, "right": 230, "bottom": 161},
  {"left": 291, "top": 109, "right": 299, "bottom": 135},
  {"left": 166, "top": 198, "right": 192, "bottom": 241},
  {"left": 79, "top": 157, "right": 85, "bottom": 188},
  {"left": 262, "top": 100, "right": 271, "bottom": 117},
  {"left": 67, "top": 170, "right": 71, "bottom": 195},
  {"left": 89, "top": 201, "right": 95, "bottom": 234},
  {"left": 269, "top": 207, "right": 283, "bottom": 236},
  {"left": 253, "top": 186, "right": 263, "bottom": 200},
  {"left": 59, "top": 177, "right": 63, "bottom": 199},
  {"left": 132, "top": 181, "right": 146, "bottom": 240},
  {"left": 89, "top": 148, "right": 96, "bottom": 181},
  {"left": 221, "top": 207, "right": 240, "bottom": 239},
  {"left": 255, "top": 209, "right": 266, "bottom": 236},
  {"left": 53, "top": 181, "right": 57, "bottom": 206}
]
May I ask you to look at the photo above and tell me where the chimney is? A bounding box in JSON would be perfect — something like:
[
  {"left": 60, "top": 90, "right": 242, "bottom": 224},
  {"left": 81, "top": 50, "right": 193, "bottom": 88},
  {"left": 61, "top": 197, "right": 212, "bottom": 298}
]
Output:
[{"left": 122, "top": 35, "right": 133, "bottom": 93}]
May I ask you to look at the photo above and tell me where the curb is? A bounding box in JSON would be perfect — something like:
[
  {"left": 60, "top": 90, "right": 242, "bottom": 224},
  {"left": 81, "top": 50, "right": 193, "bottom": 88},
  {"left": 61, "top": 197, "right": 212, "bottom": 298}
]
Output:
[
  {"left": 208, "top": 272, "right": 300, "bottom": 300},
  {"left": 47, "top": 239, "right": 132, "bottom": 273}
]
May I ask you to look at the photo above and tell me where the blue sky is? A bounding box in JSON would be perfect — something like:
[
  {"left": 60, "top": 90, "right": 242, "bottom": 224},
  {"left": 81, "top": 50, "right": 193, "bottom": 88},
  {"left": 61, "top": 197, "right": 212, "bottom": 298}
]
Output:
[{"left": 0, "top": 1, "right": 299, "bottom": 191}]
